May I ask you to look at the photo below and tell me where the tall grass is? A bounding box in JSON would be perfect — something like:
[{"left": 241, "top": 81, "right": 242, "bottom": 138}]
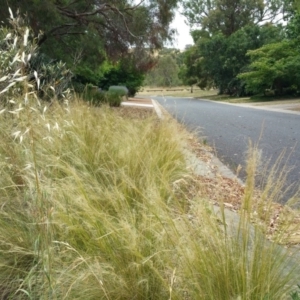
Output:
[{"left": 0, "top": 97, "right": 299, "bottom": 299}]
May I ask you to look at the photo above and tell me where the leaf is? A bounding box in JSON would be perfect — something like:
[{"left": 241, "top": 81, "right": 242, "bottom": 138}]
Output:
[
  {"left": 23, "top": 28, "right": 29, "bottom": 46},
  {"left": 13, "top": 37, "right": 18, "bottom": 48},
  {"left": 11, "top": 53, "right": 20, "bottom": 64},
  {"left": 5, "top": 33, "right": 12, "bottom": 40},
  {"left": 0, "top": 76, "right": 8, "bottom": 82},
  {"left": 8, "top": 7, "right": 14, "bottom": 19},
  {"left": 12, "top": 68, "right": 21, "bottom": 78},
  {"left": 21, "top": 52, "right": 26, "bottom": 64},
  {"left": 34, "top": 71, "right": 40, "bottom": 90},
  {"left": 0, "top": 82, "right": 16, "bottom": 94},
  {"left": 13, "top": 76, "right": 28, "bottom": 82}
]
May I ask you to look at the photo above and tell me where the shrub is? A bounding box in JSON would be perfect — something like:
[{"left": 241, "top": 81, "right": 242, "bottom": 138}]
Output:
[
  {"left": 81, "top": 84, "right": 107, "bottom": 106},
  {"left": 0, "top": 10, "right": 72, "bottom": 104},
  {"left": 106, "top": 90, "right": 123, "bottom": 107},
  {"left": 28, "top": 53, "right": 73, "bottom": 100},
  {"left": 108, "top": 85, "right": 128, "bottom": 97}
]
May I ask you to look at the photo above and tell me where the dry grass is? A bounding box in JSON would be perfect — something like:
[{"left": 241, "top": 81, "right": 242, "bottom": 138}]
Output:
[
  {"left": 184, "top": 128, "right": 300, "bottom": 246},
  {"left": 0, "top": 96, "right": 299, "bottom": 299}
]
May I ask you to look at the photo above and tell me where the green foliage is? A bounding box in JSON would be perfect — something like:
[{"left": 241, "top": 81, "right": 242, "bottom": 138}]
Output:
[
  {"left": 0, "top": 0, "right": 179, "bottom": 77},
  {"left": 237, "top": 12, "right": 300, "bottom": 96},
  {"left": 180, "top": 0, "right": 290, "bottom": 96},
  {"left": 29, "top": 53, "right": 73, "bottom": 100},
  {"left": 179, "top": 46, "right": 211, "bottom": 89},
  {"left": 182, "top": 0, "right": 283, "bottom": 36},
  {"left": 290, "top": 285, "right": 300, "bottom": 300},
  {"left": 80, "top": 85, "right": 126, "bottom": 107},
  {"left": 0, "top": 11, "right": 72, "bottom": 103},
  {"left": 106, "top": 90, "right": 123, "bottom": 107},
  {"left": 71, "top": 56, "right": 145, "bottom": 97},
  {"left": 182, "top": 24, "right": 284, "bottom": 95},
  {"left": 287, "top": 13, "right": 300, "bottom": 42},
  {"left": 81, "top": 84, "right": 107, "bottom": 106},
  {"left": 108, "top": 85, "right": 128, "bottom": 97},
  {"left": 144, "top": 54, "right": 181, "bottom": 87},
  {"left": 98, "top": 60, "right": 145, "bottom": 97},
  {"left": 238, "top": 40, "right": 300, "bottom": 95}
]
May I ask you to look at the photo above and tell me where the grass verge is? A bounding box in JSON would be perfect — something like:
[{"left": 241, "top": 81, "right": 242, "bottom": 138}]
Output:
[{"left": 0, "top": 98, "right": 299, "bottom": 299}]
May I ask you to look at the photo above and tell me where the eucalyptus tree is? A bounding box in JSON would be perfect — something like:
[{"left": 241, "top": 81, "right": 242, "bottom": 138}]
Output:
[
  {"left": 179, "top": 0, "right": 285, "bottom": 94},
  {"left": 182, "top": 0, "right": 283, "bottom": 36},
  {"left": 0, "top": 0, "right": 179, "bottom": 73}
]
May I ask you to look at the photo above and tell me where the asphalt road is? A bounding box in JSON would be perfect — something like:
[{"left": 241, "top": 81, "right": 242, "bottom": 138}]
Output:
[{"left": 153, "top": 96, "right": 300, "bottom": 203}]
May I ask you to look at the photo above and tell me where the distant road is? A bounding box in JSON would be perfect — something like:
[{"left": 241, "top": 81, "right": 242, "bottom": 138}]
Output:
[{"left": 152, "top": 96, "right": 300, "bottom": 203}]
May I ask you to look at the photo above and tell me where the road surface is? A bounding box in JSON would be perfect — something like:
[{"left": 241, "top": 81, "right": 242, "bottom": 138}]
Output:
[{"left": 153, "top": 96, "right": 300, "bottom": 203}]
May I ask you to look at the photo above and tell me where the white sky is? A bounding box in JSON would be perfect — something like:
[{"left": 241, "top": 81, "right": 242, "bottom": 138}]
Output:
[
  {"left": 132, "top": 0, "right": 194, "bottom": 50},
  {"left": 169, "top": 11, "right": 194, "bottom": 50}
]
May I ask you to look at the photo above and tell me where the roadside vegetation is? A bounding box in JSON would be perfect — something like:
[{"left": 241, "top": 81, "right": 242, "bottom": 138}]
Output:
[
  {"left": 144, "top": 0, "right": 300, "bottom": 101},
  {"left": 1, "top": 3, "right": 300, "bottom": 300},
  {"left": 1, "top": 87, "right": 300, "bottom": 299}
]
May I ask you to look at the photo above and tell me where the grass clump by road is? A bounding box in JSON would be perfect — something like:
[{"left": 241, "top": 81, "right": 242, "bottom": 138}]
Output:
[
  {"left": 1, "top": 9, "right": 299, "bottom": 299},
  {"left": 0, "top": 96, "right": 299, "bottom": 299}
]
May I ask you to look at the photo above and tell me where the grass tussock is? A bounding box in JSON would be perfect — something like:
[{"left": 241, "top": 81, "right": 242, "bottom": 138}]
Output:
[{"left": 0, "top": 97, "right": 299, "bottom": 299}]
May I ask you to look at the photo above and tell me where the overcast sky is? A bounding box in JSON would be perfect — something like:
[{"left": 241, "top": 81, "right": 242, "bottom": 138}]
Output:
[{"left": 169, "top": 11, "right": 194, "bottom": 50}]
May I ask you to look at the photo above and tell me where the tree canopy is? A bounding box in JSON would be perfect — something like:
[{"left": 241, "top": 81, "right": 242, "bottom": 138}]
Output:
[
  {"left": 144, "top": 49, "right": 182, "bottom": 87},
  {"left": 179, "top": 0, "right": 298, "bottom": 96},
  {"left": 0, "top": 0, "right": 179, "bottom": 72},
  {"left": 182, "top": 0, "right": 283, "bottom": 36},
  {"left": 239, "top": 12, "right": 300, "bottom": 95}
]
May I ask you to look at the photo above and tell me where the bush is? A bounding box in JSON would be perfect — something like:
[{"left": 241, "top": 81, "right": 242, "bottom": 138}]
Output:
[
  {"left": 98, "top": 62, "right": 144, "bottom": 97},
  {"left": 81, "top": 84, "right": 126, "bottom": 107},
  {"left": 106, "top": 90, "right": 123, "bottom": 107},
  {"left": 28, "top": 53, "right": 73, "bottom": 100},
  {"left": 0, "top": 10, "right": 72, "bottom": 104},
  {"left": 82, "top": 84, "right": 106, "bottom": 106}
]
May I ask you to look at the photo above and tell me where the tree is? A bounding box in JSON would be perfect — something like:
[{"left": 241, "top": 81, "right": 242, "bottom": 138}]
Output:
[
  {"left": 239, "top": 13, "right": 300, "bottom": 95},
  {"left": 182, "top": 0, "right": 283, "bottom": 36},
  {"left": 0, "top": 0, "right": 179, "bottom": 73},
  {"left": 178, "top": 44, "right": 213, "bottom": 92},
  {"left": 144, "top": 54, "right": 181, "bottom": 87},
  {"left": 238, "top": 41, "right": 300, "bottom": 95},
  {"left": 98, "top": 57, "right": 146, "bottom": 96},
  {"left": 181, "top": 24, "right": 284, "bottom": 95}
]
